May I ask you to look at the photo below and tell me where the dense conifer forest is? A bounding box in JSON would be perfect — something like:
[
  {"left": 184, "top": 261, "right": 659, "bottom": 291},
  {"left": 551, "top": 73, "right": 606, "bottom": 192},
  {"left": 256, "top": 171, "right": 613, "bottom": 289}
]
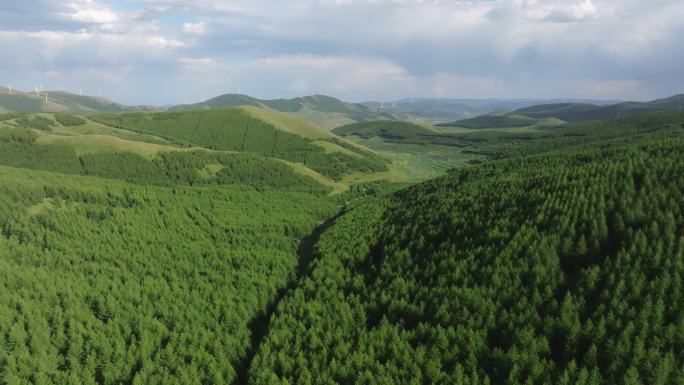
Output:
[
  {"left": 247, "top": 126, "right": 684, "bottom": 384},
  {"left": 0, "top": 165, "right": 337, "bottom": 385},
  {"left": 0, "top": 109, "right": 682, "bottom": 385}
]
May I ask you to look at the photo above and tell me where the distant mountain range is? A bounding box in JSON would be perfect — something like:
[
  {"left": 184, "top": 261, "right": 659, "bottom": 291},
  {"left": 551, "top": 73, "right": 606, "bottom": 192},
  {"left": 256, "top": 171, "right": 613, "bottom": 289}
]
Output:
[
  {"left": 512, "top": 94, "right": 684, "bottom": 122},
  {"left": 362, "top": 98, "right": 622, "bottom": 123},
  {"left": 1, "top": 86, "right": 682, "bottom": 129},
  {"left": 436, "top": 94, "right": 684, "bottom": 127},
  {"left": 0, "top": 87, "right": 157, "bottom": 114},
  {"left": 170, "top": 94, "right": 395, "bottom": 130}
]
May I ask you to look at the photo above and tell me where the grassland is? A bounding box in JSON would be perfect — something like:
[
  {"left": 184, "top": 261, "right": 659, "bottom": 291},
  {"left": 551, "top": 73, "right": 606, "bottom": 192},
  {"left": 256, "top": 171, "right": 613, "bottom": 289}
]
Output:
[
  {"left": 344, "top": 135, "right": 485, "bottom": 179},
  {"left": 239, "top": 105, "right": 335, "bottom": 140},
  {"left": 438, "top": 116, "right": 565, "bottom": 132},
  {"left": 0, "top": 111, "right": 393, "bottom": 195}
]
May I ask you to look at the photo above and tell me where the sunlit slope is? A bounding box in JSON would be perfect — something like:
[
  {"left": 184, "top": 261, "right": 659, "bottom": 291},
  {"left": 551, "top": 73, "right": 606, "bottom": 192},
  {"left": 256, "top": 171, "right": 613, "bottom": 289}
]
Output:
[
  {"left": 92, "top": 108, "right": 389, "bottom": 180},
  {"left": 171, "top": 93, "right": 396, "bottom": 129},
  {"left": 0, "top": 112, "right": 350, "bottom": 194},
  {"left": 238, "top": 105, "right": 336, "bottom": 139}
]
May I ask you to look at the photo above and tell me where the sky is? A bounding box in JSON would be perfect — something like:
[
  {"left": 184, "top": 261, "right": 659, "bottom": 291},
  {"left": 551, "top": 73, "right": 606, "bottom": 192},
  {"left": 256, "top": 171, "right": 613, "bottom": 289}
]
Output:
[{"left": 0, "top": 0, "right": 682, "bottom": 105}]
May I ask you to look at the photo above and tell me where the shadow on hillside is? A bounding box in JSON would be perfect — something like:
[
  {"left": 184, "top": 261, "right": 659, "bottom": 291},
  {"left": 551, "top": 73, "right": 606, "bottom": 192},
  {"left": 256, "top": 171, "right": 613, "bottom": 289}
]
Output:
[{"left": 233, "top": 208, "right": 346, "bottom": 385}]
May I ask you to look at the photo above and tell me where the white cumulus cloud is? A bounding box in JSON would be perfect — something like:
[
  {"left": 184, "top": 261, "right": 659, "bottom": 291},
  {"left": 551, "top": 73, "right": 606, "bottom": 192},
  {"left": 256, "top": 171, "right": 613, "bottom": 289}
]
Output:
[{"left": 182, "top": 21, "right": 207, "bottom": 35}]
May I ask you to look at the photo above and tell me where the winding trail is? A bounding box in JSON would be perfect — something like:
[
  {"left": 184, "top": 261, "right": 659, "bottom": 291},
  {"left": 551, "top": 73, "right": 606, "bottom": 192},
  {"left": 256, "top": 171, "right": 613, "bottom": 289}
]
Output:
[{"left": 234, "top": 208, "right": 345, "bottom": 385}]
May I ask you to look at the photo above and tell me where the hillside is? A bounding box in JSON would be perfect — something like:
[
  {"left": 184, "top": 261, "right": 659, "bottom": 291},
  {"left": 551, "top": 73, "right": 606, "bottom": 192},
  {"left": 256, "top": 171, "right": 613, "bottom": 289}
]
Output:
[
  {"left": 0, "top": 87, "right": 156, "bottom": 114},
  {"left": 0, "top": 107, "right": 367, "bottom": 384},
  {"left": 333, "top": 120, "right": 439, "bottom": 139},
  {"left": 362, "top": 98, "right": 622, "bottom": 124},
  {"left": 0, "top": 159, "right": 338, "bottom": 385},
  {"left": 1, "top": 108, "right": 682, "bottom": 384},
  {"left": 172, "top": 94, "right": 394, "bottom": 129},
  {"left": 91, "top": 108, "right": 389, "bottom": 180},
  {"left": 437, "top": 114, "right": 539, "bottom": 129},
  {"left": 0, "top": 114, "right": 339, "bottom": 194},
  {"left": 245, "top": 114, "right": 684, "bottom": 384},
  {"left": 514, "top": 95, "right": 684, "bottom": 122}
]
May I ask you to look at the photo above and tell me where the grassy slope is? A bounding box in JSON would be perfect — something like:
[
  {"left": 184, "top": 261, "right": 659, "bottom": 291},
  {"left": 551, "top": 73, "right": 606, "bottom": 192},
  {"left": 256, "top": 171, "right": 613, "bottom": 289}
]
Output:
[
  {"left": 0, "top": 111, "right": 386, "bottom": 195},
  {"left": 333, "top": 120, "right": 490, "bottom": 180},
  {"left": 238, "top": 105, "right": 335, "bottom": 139},
  {"left": 277, "top": 160, "right": 349, "bottom": 195},
  {"left": 171, "top": 94, "right": 391, "bottom": 130},
  {"left": 438, "top": 114, "right": 537, "bottom": 128},
  {"left": 241, "top": 107, "right": 383, "bottom": 158}
]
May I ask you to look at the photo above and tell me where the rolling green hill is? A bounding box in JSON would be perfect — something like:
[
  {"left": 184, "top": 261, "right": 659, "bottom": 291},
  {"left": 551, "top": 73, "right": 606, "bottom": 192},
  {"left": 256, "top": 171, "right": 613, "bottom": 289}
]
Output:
[
  {"left": 90, "top": 108, "right": 388, "bottom": 181},
  {"left": 172, "top": 94, "right": 395, "bottom": 129},
  {"left": 1, "top": 108, "right": 682, "bottom": 385},
  {"left": 437, "top": 114, "right": 539, "bottom": 129},
  {"left": 245, "top": 114, "right": 684, "bottom": 384},
  {"left": 0, "top": 108, "right": 355, "bottom": 384},
  {"left": 514, "top": 95, "right": 684, "bottom": 122},
  {"left": 0, "top": 87, "right": 157, "bottom": 114},
  {"left": 333, "top": 120, "right": 439, "bottom": 139}
]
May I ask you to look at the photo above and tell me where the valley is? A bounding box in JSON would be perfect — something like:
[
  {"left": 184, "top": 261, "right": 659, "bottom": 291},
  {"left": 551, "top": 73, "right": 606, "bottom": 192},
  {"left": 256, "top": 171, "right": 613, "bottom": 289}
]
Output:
[
  {"left": 0, "top": 90, "right": 682, "bottom": 385},
  {"left": 3, "top": 0, "right": 683, "bottom": 383}
]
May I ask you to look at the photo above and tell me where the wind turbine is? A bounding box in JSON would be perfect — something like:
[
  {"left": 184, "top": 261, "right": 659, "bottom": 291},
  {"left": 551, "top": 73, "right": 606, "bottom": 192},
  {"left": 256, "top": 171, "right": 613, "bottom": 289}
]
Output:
[{"left": 45, "top": 93, "right": 48, "bottom": 103}]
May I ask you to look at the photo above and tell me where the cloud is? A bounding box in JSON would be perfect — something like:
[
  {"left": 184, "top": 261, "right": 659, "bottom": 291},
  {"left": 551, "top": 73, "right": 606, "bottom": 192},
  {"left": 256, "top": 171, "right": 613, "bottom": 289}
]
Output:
[
  {"left": 64, "top": 1, "right": 119, "bottom": 24},
  {"left": 182, "top": 21, "right": 206, "bottom": 35},
  {"left": 546, "top": 0, "right": 599, "bottom": 22},
  {"left": 1, "top": 0, "right": 683, "bottom": 104}
]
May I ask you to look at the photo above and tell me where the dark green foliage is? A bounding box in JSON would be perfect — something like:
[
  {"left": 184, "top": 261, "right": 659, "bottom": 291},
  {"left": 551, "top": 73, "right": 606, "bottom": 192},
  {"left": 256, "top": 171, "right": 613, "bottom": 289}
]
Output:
[
  {"left": 0, "top": 113, "right": 23, "bottom": 122},
  {"left": 514, "top": 97, "right": 684, "bottom": 122},
  {"left": 0, "top": 128, "right": 330, "bottom": 194},
  {"left": 54, "top": 113, "right": 87, "bottom": 126},
  {"left": 0, "top": 128, "right": 82, "bottom": 173},
  {"left": 2, "top": 109, "right": 683, "bottom": 385},
  {"left": 333, "top": 120, "right": 436, "bottom": 139},
  {"left": 383, "top": 112, "right": 684, "bottom": 161},
  {"left": 247, "top": 131, "right": 684, "bottom": 384},
  {"left": 91, "top": 109, "right": 388, "bottom": 180},
  {"left": 438, "top": 114, "right": 538, "bottom": 129},
  {"left": 213, "top": 155, "right": 329, "bottom": 192},
  {"left": 15, "top": 115, "right": 56, "bottom": 132},
  {"left": 0, "top": 166, "right": 337, "bottom": 385}
]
